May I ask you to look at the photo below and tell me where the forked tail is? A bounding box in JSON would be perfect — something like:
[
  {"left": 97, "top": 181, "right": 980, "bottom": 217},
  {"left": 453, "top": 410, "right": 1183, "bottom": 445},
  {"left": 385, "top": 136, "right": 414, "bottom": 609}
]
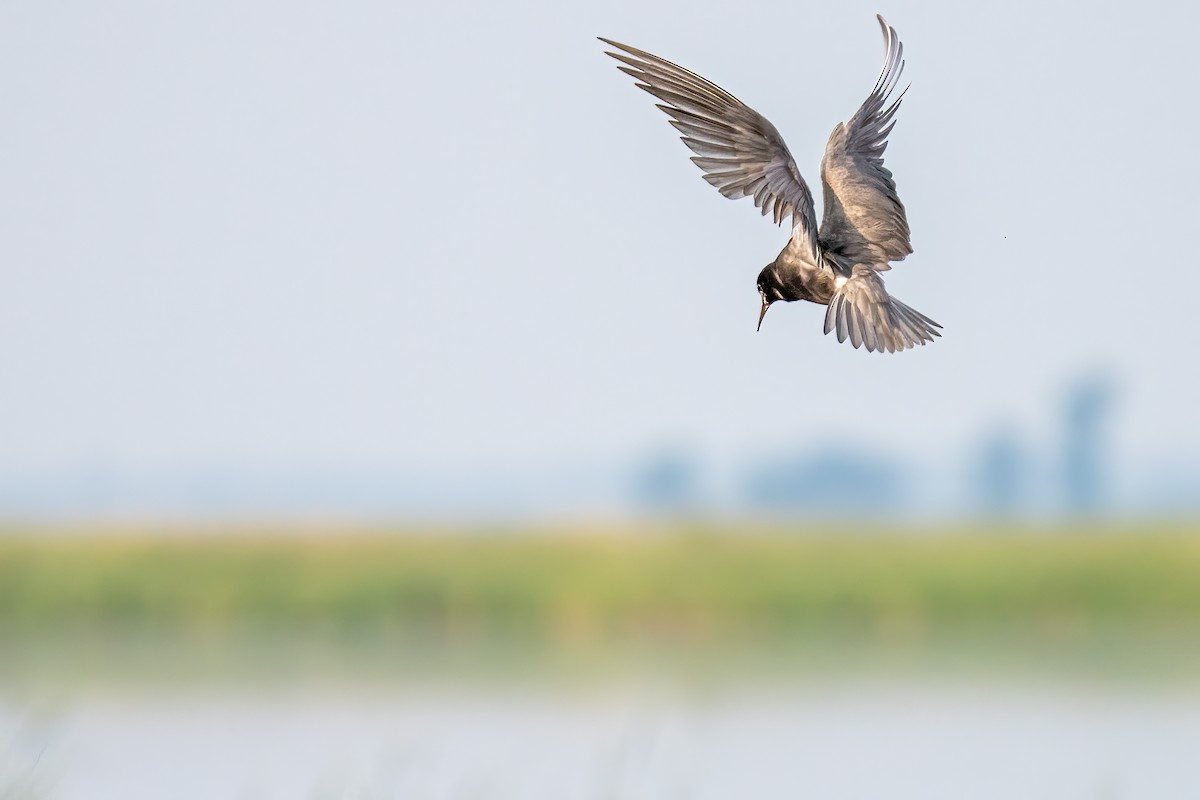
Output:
[{"left": 823, "top": 268, "right": 941, "bottom": 353}]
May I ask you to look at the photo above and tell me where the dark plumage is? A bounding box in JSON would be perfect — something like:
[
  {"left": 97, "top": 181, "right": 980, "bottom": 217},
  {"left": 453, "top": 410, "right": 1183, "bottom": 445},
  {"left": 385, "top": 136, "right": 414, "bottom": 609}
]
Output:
[{"left": 601, "top": 15, "right": 941, "bottom": 353}]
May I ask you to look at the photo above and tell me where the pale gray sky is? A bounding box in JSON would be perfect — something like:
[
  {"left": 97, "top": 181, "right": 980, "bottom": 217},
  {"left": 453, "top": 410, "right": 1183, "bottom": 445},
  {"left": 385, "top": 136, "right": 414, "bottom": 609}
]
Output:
[{"left": 2, "top": 0, "right": 1196, "bottom": 493}]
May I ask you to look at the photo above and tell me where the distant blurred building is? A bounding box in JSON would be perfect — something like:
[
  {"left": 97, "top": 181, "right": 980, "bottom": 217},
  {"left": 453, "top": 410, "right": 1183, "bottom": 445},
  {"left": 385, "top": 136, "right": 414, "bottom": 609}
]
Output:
[
  {"left": 1061, "top": 375, "right": 1114, "bottom": 515},
  {"left": 973, "top": 424, "right": 1027, "bottom": 518},
  {"left": 742, "top": 448, "right": 903, "bottom": 515}
]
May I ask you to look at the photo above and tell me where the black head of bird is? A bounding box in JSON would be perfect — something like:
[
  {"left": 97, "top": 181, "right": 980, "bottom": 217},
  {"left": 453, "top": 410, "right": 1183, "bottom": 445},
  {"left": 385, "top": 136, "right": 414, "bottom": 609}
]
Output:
[
  {"left": 601, "top": 15, "right": 943, "bottom": 353},
  {"left": 756, "top": 264, "right": 784, "bottom": 331}
]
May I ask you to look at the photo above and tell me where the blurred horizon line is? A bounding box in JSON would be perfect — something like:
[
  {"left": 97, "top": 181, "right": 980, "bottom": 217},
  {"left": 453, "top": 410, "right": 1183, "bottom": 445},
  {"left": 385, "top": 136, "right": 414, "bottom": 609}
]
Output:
[{"left": 4, "top": 373, "right": 1200, "bottom": 524}]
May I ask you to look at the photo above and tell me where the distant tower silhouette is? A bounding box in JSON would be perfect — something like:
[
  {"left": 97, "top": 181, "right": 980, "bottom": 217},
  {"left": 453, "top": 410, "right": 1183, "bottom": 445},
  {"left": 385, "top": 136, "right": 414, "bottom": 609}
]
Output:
[
  {"left": 1062, "top": 375, "right": 1113, "bottom": 515},
  {"left": 975, "top": 425, "right": 1025, "bottom": 518}
]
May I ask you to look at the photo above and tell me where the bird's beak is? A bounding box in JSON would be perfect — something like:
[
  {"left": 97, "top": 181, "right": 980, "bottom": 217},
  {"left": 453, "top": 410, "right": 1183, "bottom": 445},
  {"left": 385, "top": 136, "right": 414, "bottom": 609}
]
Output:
[{"left": 757, "top": 291, "right": 771, "bottom": 331}]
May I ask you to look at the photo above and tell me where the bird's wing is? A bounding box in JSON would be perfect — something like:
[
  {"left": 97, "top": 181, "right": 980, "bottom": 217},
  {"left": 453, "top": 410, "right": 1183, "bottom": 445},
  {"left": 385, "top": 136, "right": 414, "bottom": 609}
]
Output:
[
  {"left": 818, "top": 15, "right": 913, "bottom": 270},
  {"left": 823, "top": 266, "right": 940, "bottom": 352},
  {"left": 600, "top": 38, "right": 820, "bottom": 259}
]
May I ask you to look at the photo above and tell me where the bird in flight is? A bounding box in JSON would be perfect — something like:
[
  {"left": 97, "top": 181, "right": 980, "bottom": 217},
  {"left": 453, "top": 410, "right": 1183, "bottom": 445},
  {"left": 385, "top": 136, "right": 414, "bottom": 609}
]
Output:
[{"left": 600, "top": 15, "right": 941, "bottom": 352}]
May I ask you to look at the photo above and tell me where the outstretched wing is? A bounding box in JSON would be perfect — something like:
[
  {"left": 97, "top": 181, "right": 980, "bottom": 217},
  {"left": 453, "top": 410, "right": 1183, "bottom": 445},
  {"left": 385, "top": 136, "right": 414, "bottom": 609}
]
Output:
[
  {"left": 600, "top": 38, "right": 820, "bottom": 259},
  {"left": 819, "top": 15, "right": 913, "bottom": 269},
  {"left": 824, "top": 266, "right": 941, "bottom": 353}
]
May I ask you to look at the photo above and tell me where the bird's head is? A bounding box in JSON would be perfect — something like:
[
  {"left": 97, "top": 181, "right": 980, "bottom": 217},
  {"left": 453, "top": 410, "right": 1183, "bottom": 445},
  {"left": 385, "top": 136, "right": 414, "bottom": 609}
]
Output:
[{"left": 756, "top": 265, "right": 783, "bottom": 331}]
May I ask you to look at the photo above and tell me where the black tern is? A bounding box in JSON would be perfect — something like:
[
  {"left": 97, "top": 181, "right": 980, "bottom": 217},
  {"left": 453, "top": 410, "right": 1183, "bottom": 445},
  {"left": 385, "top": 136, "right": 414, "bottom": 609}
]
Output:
[{"left": 601, "top": 15, "right": 941, "bottom": 352}]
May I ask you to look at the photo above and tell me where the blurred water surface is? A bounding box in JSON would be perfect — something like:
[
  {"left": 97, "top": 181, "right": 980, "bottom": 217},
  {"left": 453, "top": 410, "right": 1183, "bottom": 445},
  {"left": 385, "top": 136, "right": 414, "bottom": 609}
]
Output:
[{"left": 6, "top": 681, "right": 1200, "bottom": 800}]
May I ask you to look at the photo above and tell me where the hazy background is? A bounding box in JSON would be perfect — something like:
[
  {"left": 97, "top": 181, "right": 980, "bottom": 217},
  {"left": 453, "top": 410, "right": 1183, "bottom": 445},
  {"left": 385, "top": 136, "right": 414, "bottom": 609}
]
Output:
[
  {"left": 3, "top": 0, "right": 1199, "bottom": 519},
  {"left": 3, "top": 0, "right": 1200, "bottom": 798}
]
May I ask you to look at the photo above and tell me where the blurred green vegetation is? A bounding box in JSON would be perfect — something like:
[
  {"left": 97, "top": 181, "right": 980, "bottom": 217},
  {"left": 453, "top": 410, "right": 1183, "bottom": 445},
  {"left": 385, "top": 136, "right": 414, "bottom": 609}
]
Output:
[{"left": 2, "top": 523, "right": 1200, "bottom": 682}]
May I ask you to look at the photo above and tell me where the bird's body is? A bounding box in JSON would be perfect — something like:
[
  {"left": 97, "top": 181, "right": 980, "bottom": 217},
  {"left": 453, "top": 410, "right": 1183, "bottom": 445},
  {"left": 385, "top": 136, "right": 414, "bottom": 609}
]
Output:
[
  {"left": 765, "top": 236, "right": 837, "bottom": 305},
  {"left": 601, "top": 16, "right": 941, "bottom": 352}
]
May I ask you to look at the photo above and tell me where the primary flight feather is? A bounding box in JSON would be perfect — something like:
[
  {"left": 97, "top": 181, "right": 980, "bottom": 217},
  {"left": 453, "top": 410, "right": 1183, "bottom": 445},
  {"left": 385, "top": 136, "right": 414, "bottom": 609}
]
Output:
[{"left": 600, "top": 15, "right": 941, "bottom": 353}]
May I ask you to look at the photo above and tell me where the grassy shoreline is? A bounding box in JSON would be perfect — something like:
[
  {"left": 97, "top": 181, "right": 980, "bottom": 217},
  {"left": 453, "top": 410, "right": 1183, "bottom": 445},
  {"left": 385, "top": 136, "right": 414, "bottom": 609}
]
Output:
[
  {"left": 3, "top": 524, "right": 1200, "bottom": 683},
  {"left": 4, "top": 524, "right": 1200, "bottom": 634}
]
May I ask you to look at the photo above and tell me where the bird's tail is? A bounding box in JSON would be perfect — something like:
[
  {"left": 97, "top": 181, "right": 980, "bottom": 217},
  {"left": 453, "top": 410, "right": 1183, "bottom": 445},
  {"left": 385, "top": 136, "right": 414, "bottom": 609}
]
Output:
[{"left": 824, "top": 268, "right": 941, "bottom": 353}]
